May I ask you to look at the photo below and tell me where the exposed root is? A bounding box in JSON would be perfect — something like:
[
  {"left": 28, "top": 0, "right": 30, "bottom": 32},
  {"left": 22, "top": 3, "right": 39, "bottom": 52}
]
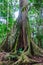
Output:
[{"left": 31, "top": 39, "right": 43, "bottom": 56}]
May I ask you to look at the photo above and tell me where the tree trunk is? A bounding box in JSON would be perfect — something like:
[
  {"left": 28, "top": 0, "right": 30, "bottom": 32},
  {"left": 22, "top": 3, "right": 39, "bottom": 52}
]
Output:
[
  {"left": 1, "top": 0, "right": 43, "bottom": 57},
  {"left": 17, "top": 0, "right": 28, "bottom": 50}
]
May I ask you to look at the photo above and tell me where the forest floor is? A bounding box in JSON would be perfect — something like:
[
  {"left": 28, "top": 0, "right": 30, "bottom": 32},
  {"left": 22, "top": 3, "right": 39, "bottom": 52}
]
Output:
[{"left": 0, "top": 52, "right": 43, "bottom": 65}]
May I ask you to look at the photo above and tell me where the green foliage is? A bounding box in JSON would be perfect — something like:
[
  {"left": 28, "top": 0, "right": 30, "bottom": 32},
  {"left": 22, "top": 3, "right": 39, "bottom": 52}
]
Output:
[
  {"left": 28, "top": 0, "right": 43, "bottom": 48},
  {"left": 0, "top": 0, "right": 19, "bottom": 44},
  {"left": 0, "top": 0, "right": 43, "bottom": 48}
]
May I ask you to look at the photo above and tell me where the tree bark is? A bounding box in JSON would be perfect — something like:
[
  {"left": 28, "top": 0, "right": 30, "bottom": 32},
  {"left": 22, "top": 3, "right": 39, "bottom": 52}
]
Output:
[{"left": 17, "top": 0, "right": 28, "bottom": 50}]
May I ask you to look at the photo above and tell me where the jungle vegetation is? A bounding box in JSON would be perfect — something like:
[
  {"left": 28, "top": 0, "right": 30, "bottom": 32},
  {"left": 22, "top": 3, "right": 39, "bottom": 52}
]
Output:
[{"left": 0, "top": 0, "right": 43, "bottom": 65}]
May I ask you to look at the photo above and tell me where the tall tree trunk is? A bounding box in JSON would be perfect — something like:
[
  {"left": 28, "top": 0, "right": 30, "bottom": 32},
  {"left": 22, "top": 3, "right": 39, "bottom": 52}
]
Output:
[
  {"left": 1, "top": 0, "right": 43, "bottom": 56},
  {"left": 17, "top": 0, "right": 28, "bottom": 50}
]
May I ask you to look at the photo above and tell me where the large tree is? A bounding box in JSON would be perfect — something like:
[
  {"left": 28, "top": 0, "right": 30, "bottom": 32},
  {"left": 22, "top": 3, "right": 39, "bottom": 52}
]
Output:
[
  {"left": 1, "top": 0, "right": 43, "bottom": 56},
  {"left": 0, "top": 0, "right": 43, "bottom": 65}
]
